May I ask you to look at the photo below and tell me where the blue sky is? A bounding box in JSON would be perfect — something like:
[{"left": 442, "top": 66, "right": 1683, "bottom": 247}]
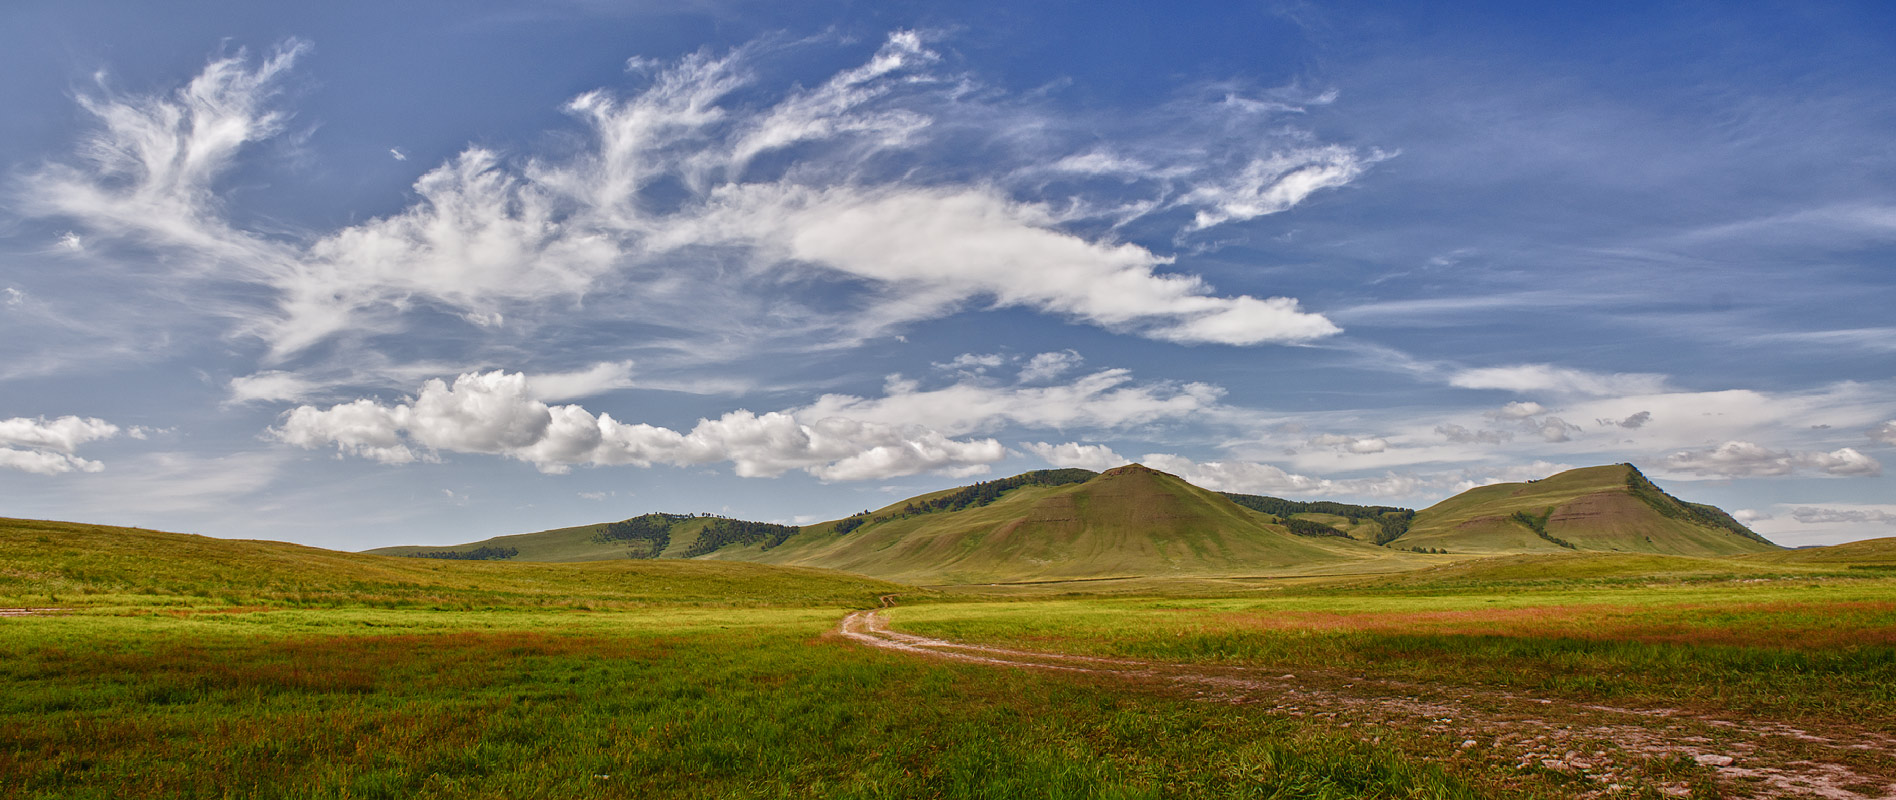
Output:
[{"left": 2, "top": 1, "right": 1893, "bottom": 550}]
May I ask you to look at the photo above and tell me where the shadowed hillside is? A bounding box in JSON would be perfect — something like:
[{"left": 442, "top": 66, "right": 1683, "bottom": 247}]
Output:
[{"left": 1392, "top": 464, "right": 1780, "bottom": 556}]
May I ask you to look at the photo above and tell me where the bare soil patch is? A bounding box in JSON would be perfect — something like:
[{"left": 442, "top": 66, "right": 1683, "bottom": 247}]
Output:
[{"left": 842, "top": 610, "right": 1896, "bottom": 799}]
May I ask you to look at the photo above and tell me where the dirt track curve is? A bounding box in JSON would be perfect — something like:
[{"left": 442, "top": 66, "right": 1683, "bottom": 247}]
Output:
[{"left": 841, "top": 610, "right": 1896, "bottom": 800}]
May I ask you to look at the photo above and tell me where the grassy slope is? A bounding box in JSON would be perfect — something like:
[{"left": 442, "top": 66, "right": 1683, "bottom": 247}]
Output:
[
  {"left": 0, "top": 517, "right": 911, "bottom": 609},
  {"left": 1396, "top": 464, "right": 1779, "bottom": 556},
  {"left": 364, "top": 515, "right": 734, "bottom": 563},
  {"left": 717, "top": 464, "right": 1424, "bottom": 584}
]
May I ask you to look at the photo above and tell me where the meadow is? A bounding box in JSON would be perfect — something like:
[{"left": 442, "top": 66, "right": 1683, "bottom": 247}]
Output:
[{"left": 5, "top": 518, "right": 1895, "bottom": 798}]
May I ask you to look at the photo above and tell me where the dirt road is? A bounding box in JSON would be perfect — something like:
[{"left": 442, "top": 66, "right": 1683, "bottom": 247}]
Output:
[{"left": 841, "top": 609, "right": 1896, "bottom": 800}]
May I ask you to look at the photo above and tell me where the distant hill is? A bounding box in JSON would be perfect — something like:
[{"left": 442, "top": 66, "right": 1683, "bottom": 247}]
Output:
[
  {"left": 1390, "top": 464, "right": 1780, "bottom": 556},
  {"left": 1, "top": 517, "right": 911, "bottom": 609},
  {"left": 708, "top": 464, "right": 1427, "bottom": 584},
  {"left": 368, "top": 461, "right": 1774, "bottom": 581}
]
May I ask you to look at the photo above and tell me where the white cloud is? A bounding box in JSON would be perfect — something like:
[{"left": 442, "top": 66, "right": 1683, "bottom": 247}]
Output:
[
  {"left": 1022, "top": 441, "right": 1126, "bottom": 472},
  {"left": 1732, "top": 508, "right": 1773, "bottom": 524},
  {"left": 273, "top": 369, "right": 1007, "bottom": 481},
  {"left": 687, "top": 184, "right": 1342, "bottom": 345},
  {"left": 1451, "top": 364, "right": 1669, "bottom": 396},
  {"left": 1872, "top": 420, "right": 1896, "bottom": 446},
  {"left": 0, "top": 449, "right": 105, "bottom": 475},
  {"left": 1485, "top": 401, "right": 1545, "bottom": 420},
  {"left": 0, "top": 415, "right": 120, "bottom": 454},
  {"left": 1662, "top": 441, "right": 1883, "bottom": 478},
  {"left": 26, "top": 33, "right": 1364, "bottom": 365},
  {"left": 1308, "top": 433, "right": 1388, "bottom": 454},
  {"left": 0, "top": 415, "right": 122, "bottom": 474},
  {"left": 1183, "top": 145, "right": 1382, "bottom": 230},
  {"left": 228, "top": 371, "right": 320, "bottom": 404},
  {"left": 1789, "top": 507, "right": 1896, "bottom": 525},
  {"left": 935, "top": 353, "right": 1008, "bottom": 374},
  {"left": 389, "top": 148, "right": 407, "bottom": 161},
  {"left": 1018, "top": 350, "right": 1083, "bottom": 383},
  {"left": 525, "top": 361, "right": 637, "bottom": 402},
  {"left": 797, "top": 368, "right": 1222, "bottom": 437}
]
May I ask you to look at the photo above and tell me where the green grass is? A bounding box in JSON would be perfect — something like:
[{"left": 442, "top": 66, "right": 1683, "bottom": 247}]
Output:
[
  {"left": 2, "top": 567, "right": 1510, "bottom": 799},
  {"left": 0, "top": 518, "right": 910, "bottom": 610},
  {"left": 889, "top": 574, "right": 1896, "bottom": 733},
  {"left": 12, "top": 516, "right": 1893, "bottom": 798}
]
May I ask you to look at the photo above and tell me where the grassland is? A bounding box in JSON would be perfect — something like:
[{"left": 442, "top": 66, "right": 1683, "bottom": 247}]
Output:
[
  {"left": 0, "top": 518, "right": 908, "bottom": 610},
  {"left": 7, "top": 517, "right": 1894, "bottom": 799}
]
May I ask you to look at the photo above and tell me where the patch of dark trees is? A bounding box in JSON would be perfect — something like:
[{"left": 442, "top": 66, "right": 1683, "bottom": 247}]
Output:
[
  {"left": 1279, "top": 517, "right": 1352, "bottom": 538},
  {"left": 594, "top": 512, "right": 801, "bottom": 558},
  {"left": 408, "top": 546, "right": 519, "bottom": 561},
  {"left": 1220, "top": 492, "right": 1416, "bottom": 544},
  {"left": 596, "top": 513, "right": 695, "bottom": 558},
  {"left": 682, "top": 518, "right": 801, "bottom": 557},
  {"left": 1510, "top": 507, "right": 1578, "bottom": 550}
]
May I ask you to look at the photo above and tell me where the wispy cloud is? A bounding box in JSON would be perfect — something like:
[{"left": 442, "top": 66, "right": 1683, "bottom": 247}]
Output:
[{"left": 24, "top": 32, "right": 1373, "bottom": 376}]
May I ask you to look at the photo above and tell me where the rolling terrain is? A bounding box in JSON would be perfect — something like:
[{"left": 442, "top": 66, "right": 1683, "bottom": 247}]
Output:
[
  {"left": 0, "top": 517, "right": 910, "bottom": 609},
  {"left": 718, "top": 464, "right": 1426, "bottom": 584},
  {"left": 371, "top": 462, "right": 1779, "bottom": 583},
  {"left": 1390, "top": 464, "right": 1779, "bottom": 556}
]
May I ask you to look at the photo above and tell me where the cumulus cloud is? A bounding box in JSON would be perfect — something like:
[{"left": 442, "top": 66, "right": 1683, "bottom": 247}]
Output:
[
  {"left": 1872, "top": 421, "right": 1896, "bottom": 446},
  {"left": 1662, "top": 441, "right": 1882, "bottom": 478},
  {"left": 1451, "top": 365, "right": 1668, "bottom": 396},
  {"left": 27, "top": 33, "right": 1366, "bottom": 365},
  {"left": 0, "top": 415, "right": 122, "bottom": 474},
  {"left": 273, "top": 369, "right": 1007, "bottom": 480},
  {"left": 1789, "top": 507, "right": 1896, "bottom": 525},
  {"left": 1021, "top": 441, "right": 1126, "bottom": 472},
  {"left": 1731, "top": 509, "right": 1773, "bottom": 524}
]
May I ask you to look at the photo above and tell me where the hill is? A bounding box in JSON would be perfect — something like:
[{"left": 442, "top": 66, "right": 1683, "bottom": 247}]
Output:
[
  {"left": 1390, "top": 464, "right": 1780, "bottom": 556},
  {"left": 0, "top": 517, "right": 912, "bottom": 609},
  {"left": 365, "top": 513, "right": 747, "bottom": 562},
  {"left": 711, "top": 464, "right": 1427, "bottom": 584}
]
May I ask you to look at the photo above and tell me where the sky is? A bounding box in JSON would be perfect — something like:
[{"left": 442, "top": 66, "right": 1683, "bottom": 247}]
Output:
[{"left": 2, "top": 1, "right": 1893, "bottom": 551}]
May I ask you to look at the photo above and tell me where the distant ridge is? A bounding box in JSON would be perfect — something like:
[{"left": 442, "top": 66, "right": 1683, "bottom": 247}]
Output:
[
  {"left": 1391, "top": 464, "right": 1780, "bottom": 556},
  {"left": 368, "top": 461, "right": 1773, "bottom": 579},
  {"left": 702, "top": 463, "right": 1422, "bottom": 583}
]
